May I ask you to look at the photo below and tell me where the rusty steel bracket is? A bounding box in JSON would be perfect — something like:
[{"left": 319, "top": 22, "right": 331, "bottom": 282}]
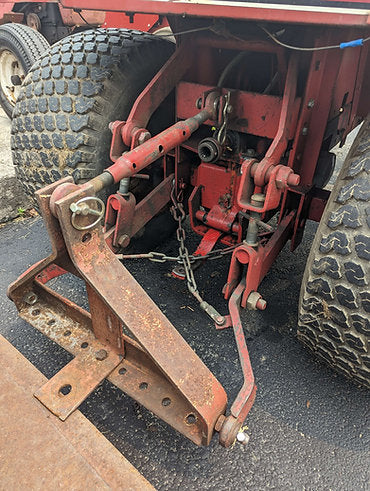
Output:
[
  {"left": 35, "top": 344, "right": 121, "bottom": 421},
  {"left": 8, "top": 178, "right": 227, "bottom": 446},
  {"left": 237, "top": 158, "right": 300, "bottom": 215},
  {"left": 105, "top": 174, "right": 174, "bottom": 250},
  {"left": 223, "top": 211, "right": 296, "bottom": 306}
]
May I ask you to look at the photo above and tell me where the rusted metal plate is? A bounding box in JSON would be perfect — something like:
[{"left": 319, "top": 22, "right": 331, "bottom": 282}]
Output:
[
  {"left": 0, "top": 335, "right": 154, "bottom": 490},
  {"left": 17, "top": 279, "right": 212, "bottom": 440},
  {"left": 35, "top": 347, "right": 121, "bottom": 421},
  {"left": 0, "top": 12, "right": 24, "bottom": 25},
  {"left": 109, "top": 343, "right": 214, "bottom": 443},
  {"left": 19, "top": 280, "right": 121, "bottom": 420},
  {"left": 177, "top": 81, "right": 301, "bottom": 139}
]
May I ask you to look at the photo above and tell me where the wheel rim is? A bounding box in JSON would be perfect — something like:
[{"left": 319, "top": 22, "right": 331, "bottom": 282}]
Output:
[{"left": 0, "top": 49, "right": 25, "bottom": 106}]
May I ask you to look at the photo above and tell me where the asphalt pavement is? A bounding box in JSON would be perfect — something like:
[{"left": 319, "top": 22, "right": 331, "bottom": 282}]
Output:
[{"left": 0, "top": 125, "right": 369, "bottom": 489}]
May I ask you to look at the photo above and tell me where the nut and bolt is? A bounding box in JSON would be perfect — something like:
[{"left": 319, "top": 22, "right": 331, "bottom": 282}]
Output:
[
  {"left": 287, "top": 173, "right": 300, "bottom": 187},
  {"left": 236, "top": 431, "right": 250, "bottom": 445},
  {"left": 23, "top": 291, "right": 38, "bottom": 305},
  {"left": 95, "top": 349, "right": 108, "bottom": 361},
  {"left": 247, "top": 291, "right": 267, "bottom": 311},
  {"left": 302, "top": 126, "right": 308, "bottom": 136},
  {"left": 250, "top": 193, "right": 265, "bottom": 208},
  {"left": 117, "top": 234, "right": 130, "bottom": 248},
  {"left": 256, "top": 298, "right": 267, "bottom": 310},
  {"left": 307, "top": 99, "right": 315, "bottom": 109},
  {"left": 215, "top": 315, "right": 226, "bottom": 326},
  {"left": 137, "top": 131, "right": 151, "bottom": 145}
]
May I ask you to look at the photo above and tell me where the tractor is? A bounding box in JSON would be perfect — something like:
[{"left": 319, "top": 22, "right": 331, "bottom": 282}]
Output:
[{"left": 7, "top": 0, "right": 370, "bottom": 447}]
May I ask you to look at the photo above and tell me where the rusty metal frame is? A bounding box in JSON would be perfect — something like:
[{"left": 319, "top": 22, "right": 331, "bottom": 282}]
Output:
[
  {"left": 60, "top": 0, "right": 370, "bottom": 27},
  {"left": 8, "top": 5, "right": 370, "bottom": 450},
  {"left": 8, "top": 177, "right": 228, "bottom": 446},
  {"left": 104, "top": 174, "right": 174, "bottom": 250}
]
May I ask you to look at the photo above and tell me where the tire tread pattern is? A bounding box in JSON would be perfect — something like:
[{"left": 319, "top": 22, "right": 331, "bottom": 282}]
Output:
[
  {"left": 298, "top": 115, "right": 370, "bottom": 388},
  {"left": 0, "top": 23, "right": 49, "bottom": 116},
  {"left": 11, "top": 29, "right": 174, "bottom": 200},
  {"left": 0, "top": 23, "right": 49, "bottom": 70}
]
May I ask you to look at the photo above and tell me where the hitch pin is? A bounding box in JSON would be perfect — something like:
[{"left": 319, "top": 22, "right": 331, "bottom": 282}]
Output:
[{"left": 70, "top": 202, "right": 101, "bottom": 216}]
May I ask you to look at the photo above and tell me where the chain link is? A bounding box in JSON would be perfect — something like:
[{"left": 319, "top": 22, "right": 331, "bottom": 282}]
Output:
[
  {"left": 170, "top": 183, "right": 200, "bottom": 296},
  {"left": 169, "top": 185, "right": 226, "bottom": 324},
  {"left": 117, "top": 243, "right": 241, "bottom": 264}
]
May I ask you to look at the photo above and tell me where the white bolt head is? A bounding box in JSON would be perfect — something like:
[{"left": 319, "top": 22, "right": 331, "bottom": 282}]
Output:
[{"left": 236, "top": 432, "right": 250, "bottom": 445}]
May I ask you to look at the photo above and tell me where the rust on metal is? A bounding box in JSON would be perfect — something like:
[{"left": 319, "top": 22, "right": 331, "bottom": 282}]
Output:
[
  {"left": 9, "top": 10, "right": 367, "bottom": 447},
  {"left": 8, "top": 175, "right": 227, "bottom": 446},
  {"left": 0, "top": 335, "right": 154, "bottom": 490},
  {"left": 35, "top": 347, "right": 121, "bottom": 421}
]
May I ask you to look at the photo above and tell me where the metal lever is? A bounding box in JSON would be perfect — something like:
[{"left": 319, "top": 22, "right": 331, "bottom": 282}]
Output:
[{"left": 215, "top": 279, "right": 257, "bottom": 447}]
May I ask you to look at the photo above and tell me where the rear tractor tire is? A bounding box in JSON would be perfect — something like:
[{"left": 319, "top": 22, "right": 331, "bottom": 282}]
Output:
[
  {"left": 11, "top": 28, "right": 176, "bottom": 248},
  {"left": 0, "top": 23, "right": 49, "bottom": 118},
  {"left": 298, "top": 115, "right": 370, "bottom": 388}
]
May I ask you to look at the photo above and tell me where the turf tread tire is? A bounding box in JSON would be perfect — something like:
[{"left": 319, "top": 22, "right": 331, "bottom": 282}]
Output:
[
  {"left": 11, "top": 28, "right": 174, "bottom": 201},
  {"left": 298, "top": 115, "right": 370, "bottom": 388}
]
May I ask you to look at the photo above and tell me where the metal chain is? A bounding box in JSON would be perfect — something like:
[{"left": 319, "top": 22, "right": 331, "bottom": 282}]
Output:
[
  {"left": 170, "top": 182, "right": 202, "bottom": 301},
  {"left": 116, "top": 181, "right": 227, "bottom": 325},
  {"left": 169, "top": 184, "right": 226, "bottom": 325},
  {"left": 117, "top": 239, "right": 242, "bottom": 263}
]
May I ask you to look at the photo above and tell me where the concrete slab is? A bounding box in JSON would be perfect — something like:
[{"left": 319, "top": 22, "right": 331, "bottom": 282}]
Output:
[
  {"left": 0, "top": 108, "right": 31, "bottom": 223},
  {"left": 0, "top": 334, "right": 154, "bottom": 490}
]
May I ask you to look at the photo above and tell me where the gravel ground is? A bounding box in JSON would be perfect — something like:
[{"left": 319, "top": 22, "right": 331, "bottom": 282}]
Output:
[{"left": 0, "top": 127, "right": 369, "bottom": 489}]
